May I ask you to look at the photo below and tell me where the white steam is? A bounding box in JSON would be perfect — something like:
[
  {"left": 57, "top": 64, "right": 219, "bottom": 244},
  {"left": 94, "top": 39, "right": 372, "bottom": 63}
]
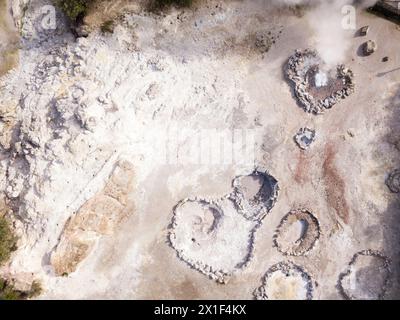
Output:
[
  {"left": 306, "top": 0, "right": 354, "bottom": 67},
  {"left": 315, "top": 71, "right": 328, "bottom": 87},
  {"left": 267, "top": 0, "right": 378, "bottom": 66}
]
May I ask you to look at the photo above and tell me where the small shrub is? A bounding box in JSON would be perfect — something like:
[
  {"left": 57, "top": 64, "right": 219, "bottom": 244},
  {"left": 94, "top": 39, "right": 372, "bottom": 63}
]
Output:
[
  {"left": 28, "top": 281, "right": 42, "bottom": 298},
  {"left": 56, "top": 0, "right": 93, "bottom": 22},
  {"left": 0, "top": 279, "right": 42, "bottom": 300},
  {"left": 100, "top": 20, "right": 114, "bottom": 34},
  {"left": 288, "top": 4, "right": 307, "bottom": 17},
  {"left": 0, "top": 278, "right": 22, "bottom": 300},
  {"left": 0, "top": 215, "right": 17, "bottom": 266},
  {"left": 148, "top": 0, "right": 193, "bottom": 12}
]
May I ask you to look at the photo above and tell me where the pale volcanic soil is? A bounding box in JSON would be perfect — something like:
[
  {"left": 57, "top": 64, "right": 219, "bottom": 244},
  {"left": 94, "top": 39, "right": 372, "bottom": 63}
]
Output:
[{"left": 0, "top": 0, "right": 400, "bottom": 299}]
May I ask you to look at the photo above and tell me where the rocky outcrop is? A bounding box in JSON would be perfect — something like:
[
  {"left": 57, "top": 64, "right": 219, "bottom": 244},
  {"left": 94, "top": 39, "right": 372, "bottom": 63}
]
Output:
[{"left": 50, "top": 161, "right": 135, "bottom": 276}]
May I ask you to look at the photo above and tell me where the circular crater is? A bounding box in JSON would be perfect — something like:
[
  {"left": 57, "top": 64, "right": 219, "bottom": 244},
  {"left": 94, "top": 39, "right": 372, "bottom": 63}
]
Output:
[
  {"left": 254, "top": 262, "right": 314, "bottom": 300},
  {"left": 231, "top": 170, "right": 279, "bottom": 221},
  {"left": 294, "top": 127, "right": 316, "bottom": 150},
  {"left": 386, "top": 169, "right": 400, "bottom": 193},
  {"left": 273, "top": 209, "right": 320, "bottom": 256},
  {"left": 286, "top": 49, "right": 355, "bottom": 114},
  {"left": 169, "top": 197, "right": 256, "bottom": 283},
  {"left": 338, "top": 250, "right": 391, "bottom": 300}
]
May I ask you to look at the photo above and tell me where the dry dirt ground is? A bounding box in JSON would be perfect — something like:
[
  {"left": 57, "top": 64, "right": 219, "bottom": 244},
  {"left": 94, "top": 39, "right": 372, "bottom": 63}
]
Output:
[
  {"left": 0, "top": 0, "right": 400, "bottom": 299},
  {"left": 0, "top": 0, "right": 19, "bottom": 76}
]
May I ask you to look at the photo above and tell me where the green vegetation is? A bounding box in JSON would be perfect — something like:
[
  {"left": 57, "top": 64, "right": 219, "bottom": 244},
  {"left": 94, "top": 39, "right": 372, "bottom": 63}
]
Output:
[
  {"left": 0, "top": 279, "right": 42, "bottom": 300},
  {"left": 0, "top": 215, "right": 17, "bottom": 266},
  {"left": 0, "top": 215, "right": 41, "bottom": 300},
  {"left": 148, "top": 0, "right": 193, "bottom": 12},
  {"left": 101, "top": 20, "right": 114, "bottom": 34},
  {"left": 29, "top": 281, "right": 42, "bottom": 298},
  {"left": 56, "top": 0, "right": 93, "bottom": 22}
]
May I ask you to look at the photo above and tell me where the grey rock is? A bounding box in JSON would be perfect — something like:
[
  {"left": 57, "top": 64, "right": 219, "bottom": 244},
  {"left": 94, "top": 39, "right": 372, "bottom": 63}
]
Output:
[
  {"left": 363, "top": 40, "right": 377, "bottom": 56},
  {"left": 360, "top": 26, "right": 370, "bottom": 36}
]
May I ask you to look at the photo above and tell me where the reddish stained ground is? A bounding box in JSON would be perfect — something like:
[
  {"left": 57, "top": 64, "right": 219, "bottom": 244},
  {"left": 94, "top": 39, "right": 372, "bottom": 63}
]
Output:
[
  {"left": 322, "top": 144, "right": 349, "bottom": 224},
  {"left": 294, "top": 151, "right": 311, "bottom": 184}
]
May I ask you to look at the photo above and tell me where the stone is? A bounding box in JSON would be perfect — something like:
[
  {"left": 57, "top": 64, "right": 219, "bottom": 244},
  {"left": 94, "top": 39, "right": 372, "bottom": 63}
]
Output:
[
  {"left": 254, "top": 31, "right": 272, "bottom": 54},
  {"left": 363, "top": 40, "right": 377, "bottom": 56},
  {"left": 73, "top": 25, "right": 91, "bottom": 38},
  {"left": 360, "top": 26, "right": 370, "bottom": 36}
]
